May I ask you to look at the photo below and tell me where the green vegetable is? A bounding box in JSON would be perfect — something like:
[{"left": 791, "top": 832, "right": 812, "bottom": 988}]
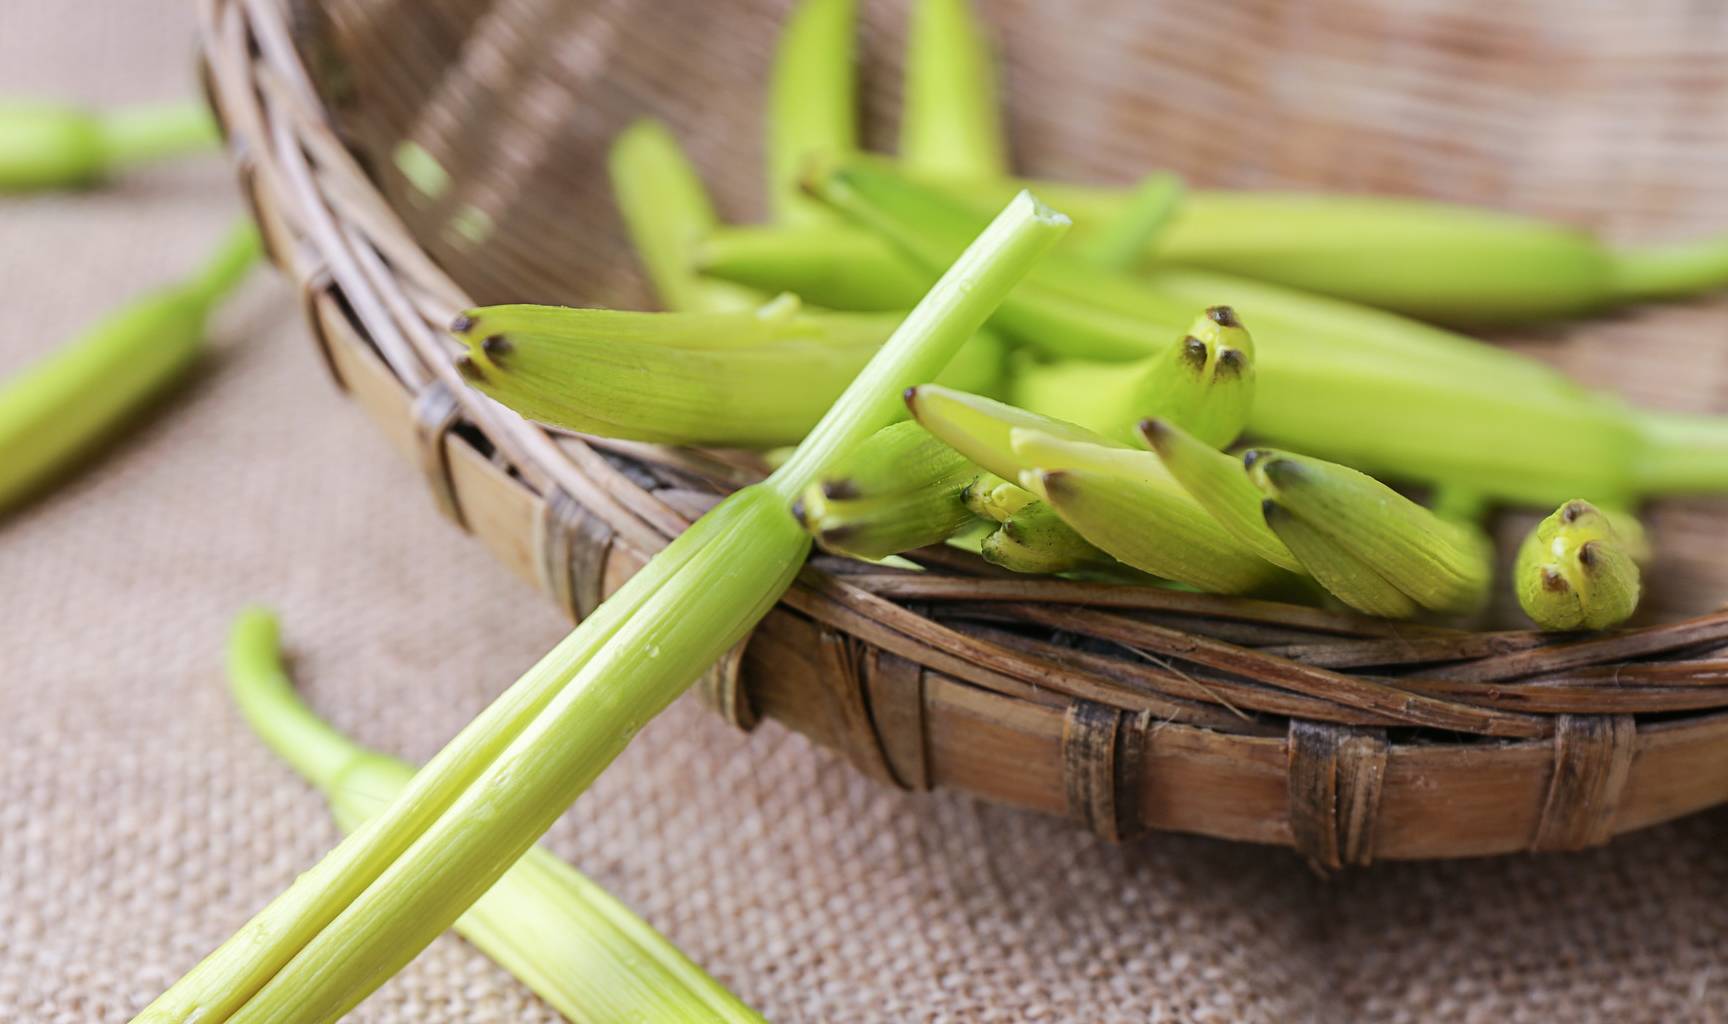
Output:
[
  {"left": 767, "top": 0, "right": 858, "bottom": 225},
  {"left": 226, "top": 608, "right": 768, "bottom": 1024},
  {"left": 453, "top": 297, "right": 1006, "bottom": 447},
  {"left": 950, "top": 182, "right": 1728, "bottom": 326},
  {"left": 796, "top": 420, "right": 980, "bottom": 560},
  {"left": 1137, "top": 418, "right": 1301, "bottom": 574},
  {"left": 908, "top": 384, "right": 1289, "bottom": 593},
  {"left": 1514, "top": 500, "right": 1644, "bottom": 631},
  {"left": 609, "top": 119, "right": 763, "bottom": 312},
  {"left": 1011, "top": 305, "right": 1254, "bottom": 446},
  {"left": 0, "top": 99, "right": 217, "bottom": 191},
  {"left": 963, "top": 473, "right": 1109, "bottom": 574},
  {"left": 135, "top": 192, "right": 1069, "bottom": 1024},
  {"left": 695, "top": 223, "right": 927, "bottom": 311},
  {"left": 797, "top": 161, "right": 1728, "bottom": 506},
  {"left": 0, "top": 223, "right": 260, "bottom": 516},
  {"left": 1245, "top": 448, "right": 1492, "bottom": 618},
  {"left": 900, "top": 0, "right": 1007, "bottom": 181},
  {"left": 1076, "top": 172, "right": 1184, "bottom": 271}
]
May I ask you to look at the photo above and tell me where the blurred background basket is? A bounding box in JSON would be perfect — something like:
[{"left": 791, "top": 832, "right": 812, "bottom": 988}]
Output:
[{"left": 199, "top": 0, "right": 1728, "bottom": 864}]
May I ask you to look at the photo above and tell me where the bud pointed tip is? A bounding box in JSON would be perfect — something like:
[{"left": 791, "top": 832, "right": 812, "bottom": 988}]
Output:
[{"left": 821, "top": 478, "right": 859, "bottom": 501}]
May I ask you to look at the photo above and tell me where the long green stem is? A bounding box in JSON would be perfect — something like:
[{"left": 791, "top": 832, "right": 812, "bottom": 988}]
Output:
[
  {"left": 1633, "top": 410, "right": 1728, "bottom": 495},
  {"left": 770, "top": 192, "right": 1069, "bottom": 496},
  {"left": 138, "top": 193, "right": 1066, "bottom": 1024},
  {"left": 98, "top": 101, "right": 220, "bottom": 166},
  {"left": 226, "top": 609, "right": 767, "bottom": 1024},
  {"left": 1610, "top": 237, "right": 1728, "bottom": 305}
]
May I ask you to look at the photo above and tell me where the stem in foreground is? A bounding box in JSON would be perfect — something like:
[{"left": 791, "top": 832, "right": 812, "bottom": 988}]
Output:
[
  {"left": 226, "top": 608, "right": 767, "bottom": 1024},
  {"left": 135, "top": 192, "right": 1066, "bottom": 1024}
]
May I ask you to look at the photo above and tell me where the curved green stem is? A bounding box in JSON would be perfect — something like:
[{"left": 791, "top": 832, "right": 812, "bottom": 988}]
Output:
[
  {"left": 98, "top": 101, "right": 219, "bottom": 166},
  {"left": 189, "top": 223, "right": 264, "bottom": 309},
  {"left": 1610, "top": 236, "right": 1728, "bottom": 305},
  {"left": 227, "top": 609, "right": 367, "bottom": 794},
  {"left": 225, "top": 609, "right": 769, "bottom": 1024}
]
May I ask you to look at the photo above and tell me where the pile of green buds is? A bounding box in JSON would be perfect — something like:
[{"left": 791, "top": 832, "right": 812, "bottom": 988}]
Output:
[{"left": 448, "top": 0, "right": 1728, "bottom": 633}]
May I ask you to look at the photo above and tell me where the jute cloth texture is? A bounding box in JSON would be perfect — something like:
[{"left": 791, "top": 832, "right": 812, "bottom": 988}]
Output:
[{"left": 4, "top": 1, "right": 1728, "bottom": 1021}]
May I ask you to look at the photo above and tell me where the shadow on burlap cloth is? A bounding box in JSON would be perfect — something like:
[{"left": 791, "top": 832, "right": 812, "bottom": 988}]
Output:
[{"left": 4, "top": 2, "right": 1728, "bottom": 1022}]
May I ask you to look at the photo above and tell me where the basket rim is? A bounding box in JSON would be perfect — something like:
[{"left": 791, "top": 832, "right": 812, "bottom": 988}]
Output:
[{"left": 200, "top": 0, "right": 1728, "bottom": 863}]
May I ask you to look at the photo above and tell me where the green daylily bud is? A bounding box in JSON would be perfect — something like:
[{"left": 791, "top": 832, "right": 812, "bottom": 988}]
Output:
[
  {"left": 1137, "top": 417, "right": 1301, "bottom": 573},
  {"left": 795, "top": 420, "right": 980, "bottom": 560},
  {"left": 1010, "top": 305, "right": 1255, "bottom": 446},
  {"left": 907, "top": 384, "right": 1289, "bottom": 593},
  {"left": 452, "top": 303, "right": 1004, "bottom": 448},
  {"left": 978, "top": 498, "right": 1110, "bottom": 575},
  {"left": 0, "top": 102, "right": 103, "bottom": 189},
  {"left": 960, "top": 471, "right": 1108, "bottom": 574},
  {"left": 901, "top": 0, "right": 1008, "bottom": 181},
  {"left": 1515, "top": 500, "right": 1644, "bottom": 631},
  {"left": 1, "top": 223, "right": 259, "bottom": 515},
  {"left": 610, "top": 119, "right": 765, "bottom": 313},
  {"left": 767, "top": 0, "right": 858, "bottom": 225},
  {"left": 1246, "top": 449, "right": 1491, "bottom": 617}
]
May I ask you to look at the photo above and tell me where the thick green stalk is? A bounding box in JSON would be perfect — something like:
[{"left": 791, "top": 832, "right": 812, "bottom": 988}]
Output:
[
  {"left": 453, "top": 302, "right": 1005, "bottom": 447},
  {"left": 769, "top": 193, "right": 1069, "bottom": 495},
  {"left": 767, "top": 0, "right": 858, "bottom": 225},
  {"left": 0, "top": 222, "right": 260, "bottom": 515},
  {"left": 609, "top": 119, "right": 762, "bottom": 312},
  {"left": 0, "top": 98, "right": 217, "bottom": 191},
  {"left": 136, "top": 193, "right": 1067, "bottom": 1024},
  {"left": 900, "top": 0, "right": 1008, "bottom": 180},
  {"left": 226, "top": 609, "right": 767, "bottom": 1024}
]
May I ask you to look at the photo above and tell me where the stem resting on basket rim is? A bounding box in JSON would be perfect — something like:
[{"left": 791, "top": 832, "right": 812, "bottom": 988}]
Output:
[{"left": 134, "top": 192, "right": 1068, "bottom": 1024}]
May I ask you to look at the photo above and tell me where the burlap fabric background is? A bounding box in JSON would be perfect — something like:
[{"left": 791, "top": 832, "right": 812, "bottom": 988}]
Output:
[{"left": 5, "top": 1, "right": 1728, "bottom": 1021}]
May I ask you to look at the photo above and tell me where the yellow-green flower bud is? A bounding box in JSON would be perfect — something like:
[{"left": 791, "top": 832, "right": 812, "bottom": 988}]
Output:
[{"left": 1515, "top": 500, "right": 1644, "bottom": 631}]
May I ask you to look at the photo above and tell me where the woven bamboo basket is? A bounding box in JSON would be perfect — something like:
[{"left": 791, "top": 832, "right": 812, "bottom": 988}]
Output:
[{"left": 198, "top": 0, "right": 1728, "bottom": 865}]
